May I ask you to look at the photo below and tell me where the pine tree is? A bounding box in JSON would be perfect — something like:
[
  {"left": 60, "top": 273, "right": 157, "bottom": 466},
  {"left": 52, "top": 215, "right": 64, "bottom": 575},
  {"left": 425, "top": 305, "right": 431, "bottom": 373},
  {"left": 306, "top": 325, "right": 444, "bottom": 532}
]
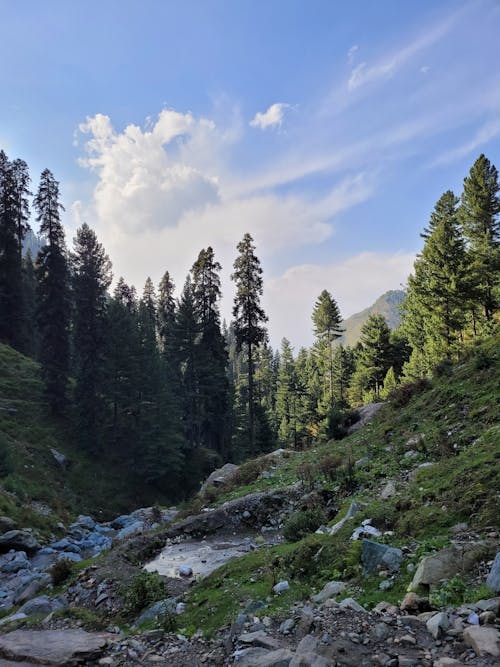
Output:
[
  {"left": 460, "top": 154, "right": 500, "bottom": 323},
  {"left": 349, "top": 314, "right": 392, "bottom": 403},
  {"left": 157, "top": 270, "right": 176, "bottom": 353},
  {"left": 34, "top": 169, "right": 70, "bottom": 414},
  {"left": 311, "top": 290, "right": 343, "bottom": 410},
  {"left": 380, "top": 366, "right": 397, "bottom": 399},
  {"left": 0, "top": 151, "right": 29, "bottom": 349},
  {"left": 191, "top": 247, "right": 230, "bottom": 458},
  {"left": 276, "top": 338, "right": 297, "bottom": 446},
  {"left": 21, "top": 251, "right": 38, "bottom": 357},
  {"left": 71, "top": 223, "right": 112, "bottom": 451},
  {"left": 231, "top": 233, "right": 268, "bottom": 454}
]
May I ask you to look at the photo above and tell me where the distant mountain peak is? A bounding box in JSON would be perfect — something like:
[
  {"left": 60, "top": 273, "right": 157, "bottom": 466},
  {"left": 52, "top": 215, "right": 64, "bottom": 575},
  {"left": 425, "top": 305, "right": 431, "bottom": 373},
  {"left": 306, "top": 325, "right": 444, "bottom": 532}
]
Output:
[{"left": 337, "top": 289, "right": 405, "bottom": 347}]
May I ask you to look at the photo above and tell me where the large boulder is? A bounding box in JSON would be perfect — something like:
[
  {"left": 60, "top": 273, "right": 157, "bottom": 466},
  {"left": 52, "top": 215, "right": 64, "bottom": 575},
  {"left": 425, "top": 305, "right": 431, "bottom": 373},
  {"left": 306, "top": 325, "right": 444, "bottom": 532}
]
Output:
[
  {"left": 411, "top": 541, "right": 497, "bottom": 591},
  {"left": 0, "top": 517, "right": 17, "bottom": 534},
  {"left": 200, "top": 463, "right": 240, "bottom": 495},
  {"left": 361, "top": 539, "right": 402, "bottom": 574},
  {"left": 0, "top": 629, "right": 113, "bottom": 666},
  {"left": 0, "top": 531, "right": 40, "bottom": 555},
  {"left": 463, "top": 625, "right": 500, "bottom": 658},
  {"left": 486, "top": 552, "right": 500, "bottom": 593}
]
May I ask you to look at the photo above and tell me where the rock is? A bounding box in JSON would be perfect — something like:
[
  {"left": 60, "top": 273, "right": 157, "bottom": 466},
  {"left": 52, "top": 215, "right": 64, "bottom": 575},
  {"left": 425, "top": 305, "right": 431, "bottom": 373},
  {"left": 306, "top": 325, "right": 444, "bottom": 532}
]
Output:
[
  {"left": 179, "top": 564, "right": 193, "bottom": 577},
  {"left": 1, "top": 552, "right": 30, "bottom": 573},
  {"left": 411, "top": 541, "right": 496, "bottom": 591},
  {"left": 273, "top": 580, "right": 290, "bottom": 594},
  {"left": 249, "top": 648, "right": 294, "bottom": 667},
  {"left": 116, "top": 520, "right": 144, "bottom": 540},
  {"left": 0, "top": 612, "right": 28, "bottom": 627},
  {"left": 347, "top": 403, "right": 383, "bottom": 434},
  {"left": 433, "top": 659, "right": 465, "bottom": 667},
  {"left": 50, "top": 448, "right": 67, "bottom": 466},
  {"left": 338, "top": 597, "right": 366, "bottom": 612},
  {"left": 296, "top": 607, "right": 314, "bottom": 639},
  {"left": 0, "top": 531, "right": 40, "bottom": 555},
  {"left": 13, "top": 574, "right": 51, "bottom": 605},
  {"left": 296, "top": 635, "right": 318, "bottom": 654},
  {"left": 463, "top": 625, "right": 500, "bottom": 657},
  {"left": 372, "top": 622, "right": 390, "bottom": 641},
  {"left": 361, "top": 539, "right": 402, "bottom": 574},
  {"left": 0, "top": 629, "right": 112, "bottom": 666},
  {"left": 400, "top": 592, "right": 431, "bottom": 614},
  {"left": 380, "top": 481, "right": 396, "bottom": 499},
  {"left": 479, "top": 610, "right": 496, "bottom": 624},
  {"left": 290, "top": 653, "right": 330, "bottom": 666},
  {"left": 57, "top": 551, "right": 82, "bottom": 562},
  {"left": 279, "top": 618, "right": 295, "bottom": 634},
  {"left": 234, "top": 647, "right": 273, "bottom": 667},
  {"left": 134, "top": 599, "right": 176, "bottom": 626},
  {"left": 426, "top": 612, "right": 449, "bottom": 639},
  {"left": 486, "top": 552, "right": 500, "bottom": 592},
  {"left": 18, "top": 595, "right": 66, "bottom": 617},
  {"left": 405, "top": 433, "right": 425, "bottom": 450},
  {"left": 200, "top": 463, "right": 240, "bottom": 496},
  {"left": 0, "top": 517, "right": 17, "bottom": 534},
  {"left": 239, "top": 631, "right": 281, "bottom": 650},
  {"left": 311, "top": 581, "right": 345, "bottom": 603},
  {"left": 476, "top": 597, "right": 500, "bottom": 614}
]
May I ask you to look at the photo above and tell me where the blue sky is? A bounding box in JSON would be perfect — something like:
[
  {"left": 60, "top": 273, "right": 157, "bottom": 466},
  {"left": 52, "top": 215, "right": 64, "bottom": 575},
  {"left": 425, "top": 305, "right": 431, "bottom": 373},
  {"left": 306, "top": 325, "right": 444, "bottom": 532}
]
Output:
[{"left": 1, "top": 0, "right": 500, "bottom": 347}]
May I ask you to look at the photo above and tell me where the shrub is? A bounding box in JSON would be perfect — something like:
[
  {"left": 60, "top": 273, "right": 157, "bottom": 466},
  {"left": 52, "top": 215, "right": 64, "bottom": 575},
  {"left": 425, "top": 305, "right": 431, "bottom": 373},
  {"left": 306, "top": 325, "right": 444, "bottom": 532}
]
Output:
[
  {"left": 297, "top": 461, "right": 315, "bottom": 490},
  {"left": 232, "top": 458, "right": 266, "bottom": 487},
  {"left": 123, "top": 570, "right": 165, "bottom": 614},
  {"left": 157, "top": 610, "right": 178, "bottom": 632},
  {"left": 283, "top": 507, "right": 327, "bottom": 542},
  {"left": 318, "top": 454, "right": 342, "bottom": 483},
  {"left": 430, "top": 576, "right": 466, "bottom": 607},
  {"left": 434, "top": 359, "right": 453, "bottom": 377},
  {"left": 389, "top": 378, "right": 430, "bottom": 408},
  {"left": 49, "top": 558, "right": 74, "bottom": 585},
  {"left": 473, "top": 348, "right": 493, "bottom": 371}
]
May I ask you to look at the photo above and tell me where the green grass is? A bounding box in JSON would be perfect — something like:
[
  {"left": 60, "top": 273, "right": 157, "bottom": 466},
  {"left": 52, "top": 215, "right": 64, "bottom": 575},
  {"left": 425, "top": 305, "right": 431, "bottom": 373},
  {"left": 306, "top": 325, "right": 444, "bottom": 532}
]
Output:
[{"left": 180, "top": 333, "right": 500, "bottom": 636}]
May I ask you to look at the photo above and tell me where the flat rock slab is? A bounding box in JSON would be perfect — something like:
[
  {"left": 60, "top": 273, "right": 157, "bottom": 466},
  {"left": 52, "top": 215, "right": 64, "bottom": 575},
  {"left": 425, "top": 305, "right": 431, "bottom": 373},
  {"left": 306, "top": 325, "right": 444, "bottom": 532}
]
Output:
[
  {"left": 0, "top": 629, "right": 113, "bottom": 666},
  {"left": 0, "top": 661, "right": 40, "bottom": 667}
]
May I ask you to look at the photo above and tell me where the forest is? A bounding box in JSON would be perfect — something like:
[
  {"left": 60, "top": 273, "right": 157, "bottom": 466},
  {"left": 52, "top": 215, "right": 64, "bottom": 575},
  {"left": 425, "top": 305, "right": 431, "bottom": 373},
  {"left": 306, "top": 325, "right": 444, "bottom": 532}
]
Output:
[{"left": 0, "top": 150, "right": 499, "bottom": 501}]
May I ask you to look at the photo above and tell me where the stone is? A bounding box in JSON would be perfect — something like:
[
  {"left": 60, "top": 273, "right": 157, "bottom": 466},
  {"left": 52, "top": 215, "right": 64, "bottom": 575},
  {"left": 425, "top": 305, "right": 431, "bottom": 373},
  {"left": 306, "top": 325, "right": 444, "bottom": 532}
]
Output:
[
  {"left": 239, "top": 631, "right": 281, "bottom": 650},
  {"left": 234, "top": 647, "right": 273, "bottom": 667},
  {"left": 0, "top": 629, "right": 113, "bottom": 666},
  {"left": 433, "top": 659, "right": 465, "bottom": 667},
  {"left": 463, "top": 625, "right": 500, "bottom": 657},
  {"left": 0, "top": 517, "right": 17, "bottom": 534},
  {"left": 0, "top": 612, "right": 28, "bottom": 627},
  {"left": 380, "top": 481, "right": 396, "bottom": 499},
  {"left": 1, "top": 553, "right": 30, "bottom": 573},
  {"left": 57, "top": 551, "right": 82, "bottom": 562},
  {"left": 250, "top": 648, "right": 294, "bottom": 667},
  {"left": 290, "top": 653, "right": 330, "bottom": 666},
  {"left": 18, "top": 595, "right": 66, "bottom": 617},
  {"left": 311, "top": 580, "right": 345, "bottom": 603},
  {"left": 273, "top": 580, "right": 290, "bottom": 594},
  {"left": 426, "top": 612, "right": 449, "bottom": 639},
  {"left": 116, "top": 520, "right": 144, "bottom": 540},
  {"left": 479, "top": 610, "right": 496, "bottom": 624},
  {"left": 134, "top": 599, "right": 176, "bottom": 626},
  {"left": 400, "top": 592, "right": 431, "bottom": 613},
  {"left": 50, "top": 448, "right": 67, "bottom": 466},
  {"left": 372, "top": 623, "right": 390, "bottom": 641},
  {"left": 476, "top": 597, "right": 500, "bottom": 614},
  {"left": 411, "top": 541, "right": 496, "bottom": 591},
  {"left": 13, "top": 574, "right": 51, "bottom": 605},
  {"left": 361, "top": 539, "right": 402, "bottom": 574},
  {"left": 0, "top": 531, "right": 40, "bottom": 554},
  {"left": 486, "top": 552, "right": 500, "bottom": 592},
  {"left": 338, "top": 597, "right": 366, "bottom": 612},
  {"left": 200, "top": 463, "right": 240, "bottom": 495},
  {"left": 51, "top": 537, "right": 80, "bottom": 552},
  {"left": 296, "top": 635, "right": 318, "bottom": 654},
  {"left": 296, "top": 607, "right": 314, "bottom": 639},
  {"left": 279, "top": 618, "right": 295, "bottom": 634},
  {"left": 405, "top": 433, "right": 425, "bottom": 450},
  {"left": 178, "top": 564, "right": 193, "bottom": 577}
]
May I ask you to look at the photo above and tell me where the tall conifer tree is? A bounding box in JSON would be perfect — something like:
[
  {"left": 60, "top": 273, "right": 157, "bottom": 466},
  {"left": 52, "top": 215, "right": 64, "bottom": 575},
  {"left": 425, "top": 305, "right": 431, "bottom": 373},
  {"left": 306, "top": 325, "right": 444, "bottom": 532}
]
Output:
[{"left": 35, "top": 169, "right": 70, "bottom": 414}]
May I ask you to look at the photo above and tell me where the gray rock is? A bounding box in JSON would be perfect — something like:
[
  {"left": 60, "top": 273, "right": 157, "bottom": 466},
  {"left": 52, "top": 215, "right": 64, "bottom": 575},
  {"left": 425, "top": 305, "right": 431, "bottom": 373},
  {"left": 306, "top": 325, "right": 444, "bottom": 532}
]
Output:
[
  {"left": 18, "top": 595, "right": 66, "bottom": 617},
  {"left": 200, "top": 463, "right": 239, "bottom": 495},
  {"left": 290, "top": 652, "right": 330, "bottom": 667},
  {"left": 0, "top": 531, "right": 40, "bottom": 555},
  {"left": 476, "top": 597, "right": 500, "bottom": 614},
  {"left": 372, "top": 622, "right": 390, "bottom": 641},
  {"left": 57, "top": 551, "right": 82, "bottom": 562},
  {"left": 296, "top": 635, "right": 318, "bottom": 654},
  {"left": 249, "top": 648, "right": 294, "bottom": 667},
  {"left": 338, "top": 597, "right": 366, "bottom": 612},
  {"left": 50, "top": 448, "right": 67, "bottom": 466},
  {"left": 134, "top": 599, "right": 176, "bottom": 626},
  {"left": 0, "top": 629, "right": 112, "bottom": 666},
  {"left": 179, "top": 564, "right": 193, "bottom": 577},
  {"left": 311, "top": 580, "right": 345, "bottom": 603},
  {"left": 279, "top": 618, "right": 295, "bottom": 634},
  {"left": 463, "top": 625, "right": 500, "bottom": 657},
  {"left": 13, "top": 574, "right": 51, "bottom": 605},
  {"left": 380, "top": 481, "right": 396, "bottom": 499},
  {"left": 0, "top": 611, "right": 28, "bottom": 627},
  {"left": 51, "top": 538, "right": 81, "bottom": 552},
  {"left": 239, "top": 631, "right": 281, "bottom": 650},
  {"left": 486, "top": 552, "right": 500, "bottom": 592},
  {"left": 1, "top": 553, "right": 30, "bottom": 573},
  {"left": 116, "top": 520, "right": 144, "bottom": 540},
  {"left": 426, "top": 611, "right": 449, "bottom": 639},
  {"left": 0, "top": 517, "right": 17, "bottom": 534},
  {"left": 273, "top": 580, "right": 289, "bottom": 594},
  {"left": 234, "top": 647, "right": 271, "bottom": 667},
  {"left": 411, "top": 541, "right": 496, "bottom": 591},
  {"left": 361, "top": 539, "right": 402, "bottom": 574}
]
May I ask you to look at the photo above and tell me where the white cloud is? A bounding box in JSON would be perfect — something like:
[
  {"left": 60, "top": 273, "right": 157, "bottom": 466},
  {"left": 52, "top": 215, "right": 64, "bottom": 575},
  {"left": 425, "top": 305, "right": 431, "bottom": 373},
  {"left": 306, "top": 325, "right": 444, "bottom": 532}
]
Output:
[
  {"left": 250, "top": 103, "right": 289, "bottom": 130},
  {"left": 430, "top": 118, "right": 500, "bottom": 167},
  {"left": 347, "top": 45, "right": 359, "bottom": 63},
  {"left": 265, "top": 251, "right": 415, "bottom": 348}
]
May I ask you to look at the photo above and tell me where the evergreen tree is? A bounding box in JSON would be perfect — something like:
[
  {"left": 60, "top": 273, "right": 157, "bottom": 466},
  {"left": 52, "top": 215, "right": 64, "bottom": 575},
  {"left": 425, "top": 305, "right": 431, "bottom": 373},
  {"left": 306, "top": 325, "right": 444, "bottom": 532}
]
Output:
[
  {"left": 311, "top": 290, "right": 343, "bottom": 410},
  {"left": 71, "top": 223, "right": 112, "bottom": 451},
  {"left": 231, "top": 233, "right": 268, "bottom": 454},
  {"left": 191, "top": 247, "right": 230, "bottom": 458},
  {"left": 157, "top": 270, "right": 176, "bottom": 353},
  {"left": 34, "top": 169, "right": 70, "bottom": 414},
  {"left": 276, "top": 338, "right": 299, "bottom": 446},
  {"left": 0, "top": 151, "right": 29, "bottom": 349},
  {"left": 21, "top": 251, "right": 38, "bottom": 357},
  {"left": 380, "top": 366, "right": 397, "bottom": 399},
  {"left": 460, "top": 154, "right": 500, "bottom": 323},
  {"left": 331, "top": 344, "right": 355, "bottom": 407},
  {"left": 349, "top": 314, "right": 392, "bottom": 403}
]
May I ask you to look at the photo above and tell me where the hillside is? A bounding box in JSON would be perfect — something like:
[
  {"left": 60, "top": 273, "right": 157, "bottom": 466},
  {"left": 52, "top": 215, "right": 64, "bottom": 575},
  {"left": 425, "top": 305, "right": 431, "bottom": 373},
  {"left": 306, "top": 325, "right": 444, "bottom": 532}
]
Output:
[
  {"left": 337, "top": 289, "right": 405, "bottom": 347},
  {"left": 0, "top": 344, "right": 170, "bottom": 536}
]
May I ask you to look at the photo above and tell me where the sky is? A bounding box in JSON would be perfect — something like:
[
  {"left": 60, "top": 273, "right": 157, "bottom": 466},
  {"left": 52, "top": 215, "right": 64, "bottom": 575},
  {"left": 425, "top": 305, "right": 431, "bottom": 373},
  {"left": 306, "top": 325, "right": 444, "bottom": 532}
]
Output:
[{"left": 1, "top": 0, "right": 500, "bottom": 349}]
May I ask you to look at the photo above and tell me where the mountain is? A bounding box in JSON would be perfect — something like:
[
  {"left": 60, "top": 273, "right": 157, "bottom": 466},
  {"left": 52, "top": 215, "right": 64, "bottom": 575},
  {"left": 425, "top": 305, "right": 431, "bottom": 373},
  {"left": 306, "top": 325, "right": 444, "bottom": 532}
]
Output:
[{"left": 337, "top": 289, "right": 405, "bottom": 347}]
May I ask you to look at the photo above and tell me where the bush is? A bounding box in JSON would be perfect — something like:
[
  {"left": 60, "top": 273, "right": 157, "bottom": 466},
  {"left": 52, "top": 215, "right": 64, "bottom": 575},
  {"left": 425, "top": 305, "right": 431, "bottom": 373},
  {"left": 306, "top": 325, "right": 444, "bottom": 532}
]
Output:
[
  {"left": 318, "top": 454, "right": 342, "bottom": 483},
  {"left": 283, "top": 507, "right": 327, "bottom": 542},
  {"left": 232, "top": 458, "right": 266, "bottom": 487},
  {"left": 473, "top": 348, "right": 493, "bottom": 371},
  {"left": 124, "top": 570, "right": 165, "bottom": 614},
  {"left": 297, "top": 461, "right": 315, "bottom": 490},
  {"left": 389, "top": 378, "right": 430, "bottom": 408},
  {"left": 49, "top": 558, "right": 74, "bottom": 585}
]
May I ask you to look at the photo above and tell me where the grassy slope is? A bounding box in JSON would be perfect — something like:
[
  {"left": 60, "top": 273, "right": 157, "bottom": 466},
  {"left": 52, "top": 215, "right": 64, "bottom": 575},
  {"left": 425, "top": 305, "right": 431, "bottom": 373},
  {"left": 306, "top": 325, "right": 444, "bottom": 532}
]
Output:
[
  {"left": 180, "top": 334, "right": 500, "bottom": 636},
  {"left": 0, "top": 343, "right": 150, "bottom": 535}
]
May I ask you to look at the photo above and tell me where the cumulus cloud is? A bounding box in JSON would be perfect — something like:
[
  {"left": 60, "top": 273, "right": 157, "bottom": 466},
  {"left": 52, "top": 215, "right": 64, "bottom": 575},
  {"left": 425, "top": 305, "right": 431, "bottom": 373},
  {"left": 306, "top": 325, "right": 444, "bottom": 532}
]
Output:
[
  {"left": 250, "top": 103, "right": 289, "bottom": 130},
  {"left": 265, "top": 251, "right": 415, "bottom": 348}
]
